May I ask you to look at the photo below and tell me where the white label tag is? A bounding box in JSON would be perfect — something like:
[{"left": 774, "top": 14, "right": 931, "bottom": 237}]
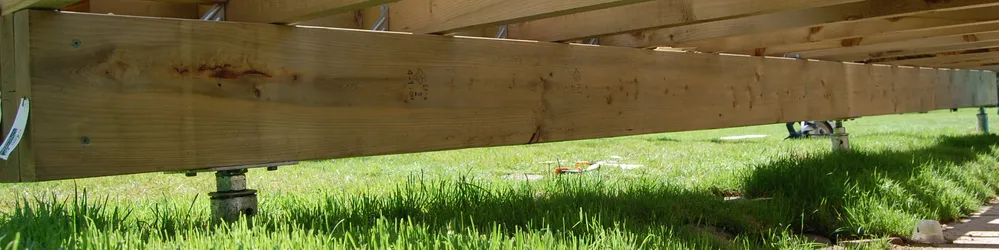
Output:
[{"left": 0, "top": 98, "right": 30, "bottom": 160}]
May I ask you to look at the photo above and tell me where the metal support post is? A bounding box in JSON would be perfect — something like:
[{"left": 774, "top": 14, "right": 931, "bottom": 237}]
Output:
[
  {"left": 831, "top": 120, "right": 850, "bottom": 151},
  {"left": 169, "top": 161, "right": 294, "bottom": 224},
  {"left": 978, "top": 107, "right": 990, "bottom": 134},
  {"left": 210, "top": 169, "right": 258, "bottom": 224}
]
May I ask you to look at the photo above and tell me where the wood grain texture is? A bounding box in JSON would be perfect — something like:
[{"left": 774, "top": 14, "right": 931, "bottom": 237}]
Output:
[
  {"left": 890, "top": 50, "right": 999, "bottom": 68},
  {"left": 89, "top": 0, "right": 198, "bottom": 18},
  {"left": 297, "top": 11, "right": 361, "bottom": 29},
  {"left": 59, "top": 0, "right": 87, "bottom": 11},
  {"left": 0, "top": 14, "right": 16, "bottom": 182},
  {"left": 774, "top": 22, "right": 999, "bottom": 58},
  {"left": 815, "top": 31, "right": 999, "bottom": 62},
  {"left": 1, "top": 0, "right": 78, "bottom": 15},
  {"left": 6, "top": 10, "right": 997, "bottom": 182},
  {"left": 681, "top": 6, "right": 999, "bottom": 54},
  {"left": 13, "top": 11, "right": 33, "bottom": 181},
  {"left": 599, "top": 0, "right": 999, "bottom": 48},
  {"left": 386, "top": 0, "right": 655, "bottom": 34},
  {"left": 1, "top": 11, "right": 34, "bottom": 182},
  {"left": 227, "top": 0, "right": 396, "bottom": 24},
  {"left": 505, "top": 0, "right": 861, "bottom": 42}
]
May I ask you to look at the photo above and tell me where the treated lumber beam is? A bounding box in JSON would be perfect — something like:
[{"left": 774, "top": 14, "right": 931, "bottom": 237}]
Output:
[
  {"left": 888, "top": 49, "right": 999, "bottom": 68},
  {"left": 496, "top": 0, "right": 860, "bottom": 42},
  {"left": 765, "top": 22, "right": 999, "bottom": 58},
  {"left": 812, "top": 31, "right": 999, "bottom": 62},
  {"left": 143, "top": 0, "right": 223, "bottom": 3},
  {"left": 226, "top": 0, "right": 396, "bottom": 24},
  {"left": 4, "top": 10, "right": 996, "bottom": 182},
  {"left": 0, "top": 11, "right": 32, "bottom": 182},
  {"left": 388, "top": 0, "right": 657, "bottom": 34},
  {"left": 297, "top": 11, "right": 361, "bottom": 29},
  {"left": 60, "top": 0, "right": 87, "bottom": 11},
  {"left": 681, "top": 6, "right": 999, "bottom": 55},
  {"left": 89, "top": 0, "right": 198, "bottom": 18},
  {"left": 0, "top": 14, "right": 16, "bottom": 182},
  {"left": 599, "top": 0, "right": 999, "bottom": 48},
  {"left": 1, "top": 0, "right": 78, "bottom": 15}
]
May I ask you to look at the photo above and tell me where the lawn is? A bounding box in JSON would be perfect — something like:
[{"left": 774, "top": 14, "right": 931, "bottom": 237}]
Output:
[{"left": 2, "top": 109, "right": 999, "bottom": 249}]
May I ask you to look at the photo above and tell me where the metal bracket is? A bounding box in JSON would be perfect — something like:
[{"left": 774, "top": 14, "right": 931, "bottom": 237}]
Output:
[
  {"left": 201, "top": 3, "right": 226, "bottom": 21},
  {"left": 496, "top": 25, "right": 508, "bottom": 39},
  {"left": 586, "top": 38, "right": 599, "bottom": 45},
  {"left": 167, "top": 161, "right": 296, "bottom": 177},
  {"left": 371, "top": 4, "right": 389, "bottom": 31}
]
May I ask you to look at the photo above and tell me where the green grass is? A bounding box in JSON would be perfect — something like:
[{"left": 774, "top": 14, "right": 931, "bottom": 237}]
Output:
[{"left": 2, "top": 109, "right": 999, "bottom": 249}]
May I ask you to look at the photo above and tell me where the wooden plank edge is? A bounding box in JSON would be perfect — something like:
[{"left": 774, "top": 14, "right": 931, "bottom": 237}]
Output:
[
  {"left": 0, "top": 10, "right": 33, "bottom": 183},
  {"left": 16, "top": 10, "right": 998, "bottom": 181}
]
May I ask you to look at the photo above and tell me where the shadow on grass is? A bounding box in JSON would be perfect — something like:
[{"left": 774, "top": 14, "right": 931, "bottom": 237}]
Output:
[
  {"left": 650, "top": 136, "right": 681, "bottom": 142},
  {"left": 0, "top": 178, "right": 802, "bottom": 248},
  {"left": 743, "top": 134, "right": 999, "bottom": 240},
  {"left": 262, "top": 175, "right": 801, "bottom": 248},
  {"left": 3, "top": 135, "right": 998, "bottom": 248}
]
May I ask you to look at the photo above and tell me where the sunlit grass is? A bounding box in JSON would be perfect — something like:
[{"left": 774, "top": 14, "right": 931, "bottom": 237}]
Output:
[{"left": 2, "top": 109, "right": 998, "bottom": 249}]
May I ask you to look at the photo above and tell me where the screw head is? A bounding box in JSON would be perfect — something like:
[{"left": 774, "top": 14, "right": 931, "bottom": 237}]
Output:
[
  {"left": 81, "top": 136, "right": 90, "bottom": 145},
  {"left": 71, "top": 40, "right": 81, "bottom": 48}
]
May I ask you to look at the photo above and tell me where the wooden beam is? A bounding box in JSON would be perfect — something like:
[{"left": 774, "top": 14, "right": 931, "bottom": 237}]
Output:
[
  {"left": 680, "top": 6, "right": 999, "bottom": 55},
  {"left": 59, "top": 0, "right": 87, "bottom": 11},
  {"left": 472, "top": 0, "right": 860, "bottom": 41},
  {"left": 387, "top": 0, "right": 657, "bottom": 34},
  {"left": 5, "top": 10, "right": 996, "bottom": 181},
  {"left": 0, "top": 14, "right": 16, "bottom": 182},
  {"left": 88, "top": 0, "right": 198, "bottom": 18},
  {"left": 1, "top": 0, "right": 78, "bottom": 15},
  {"left": 226, "top": 0, "right": 397, "bottom": 24},
  {"left": 888, "top": 49, "right": 999, "bottom": 68},
  {"left": 296, "top": 11, "right": 361, "bottom": 29},
  {"left": 0, "top": 11, "right": 33, "bottom": 182},
  {"left": 143, "top": 0, "right": 223, "bottom": 3},
  {"left": 811, "top": 31, "right": 999, "bottom": 62},
  {"left": 599, "top": 0, "right": 999, "bottom": 48},
  {"left": 773, "top": 22, "right": 999, "bottom": 58}
]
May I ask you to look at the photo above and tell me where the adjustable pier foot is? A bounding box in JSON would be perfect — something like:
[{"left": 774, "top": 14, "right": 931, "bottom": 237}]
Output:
[
  {"left": 210, "top": 169, "right": 257, "bottom": 224},
  {"left": 172, "top": 161, "right": 295, "bottom": 224},
  {"left": 978, "top": 107, "right": 989, "bottom": 134},
  {"left": 831, "top": 120, "right": 850, "bottom": 151}
]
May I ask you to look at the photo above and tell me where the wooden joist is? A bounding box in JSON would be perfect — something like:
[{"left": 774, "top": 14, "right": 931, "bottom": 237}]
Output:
[
  {"left": 888, "top": 49, "right": 999, "bottom": 68},
  {"left": 761, "top": 22, "right": 999, "bottom": 58},
  {"left": 1, "top": 0, "right": 78, "bottom": 15},
  {"left": 1, "top": 10, "right": 995, "bottom": 182},
  {"left": 226, "top": 0, "right": 397, "bottom": 24},
  {"left": 811, "top": 30, "right": 999, "bottom": 62},
  {"left": 598, "top": 0, "right": 999, "bottom": 48},
  {"left": 144, "top": 0, "right": 223, "bottom": 3},
  {"left": 387, "top": 0, "right": 657, "bottom": 34},
  {"left": 680, "top": 6, "right": 999, "bottom": 55},
  {"left": 88, "top": 0, "right": 199, "bottom": 18},
  {"left": 499, "top": 0, "right": 861, "bottom": 42}
]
